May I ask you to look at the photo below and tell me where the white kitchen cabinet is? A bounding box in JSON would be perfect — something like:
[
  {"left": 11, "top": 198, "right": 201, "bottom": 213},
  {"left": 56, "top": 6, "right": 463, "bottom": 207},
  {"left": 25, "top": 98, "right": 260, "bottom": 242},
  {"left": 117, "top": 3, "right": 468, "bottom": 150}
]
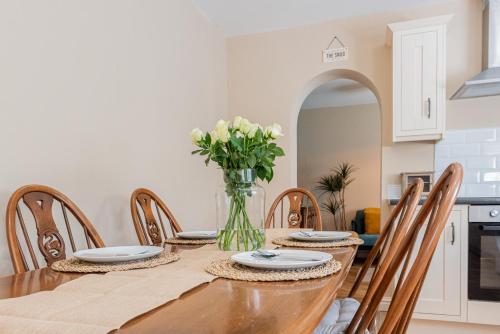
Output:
[
  {"left": 387, "top": 15, "right": 452, "bottom": 142},
  {"left": 410, "top": 207, "right": 465, "bottom": 318},
  {"left": 382, "top": 205, "right": 467, "bottom": 322}
]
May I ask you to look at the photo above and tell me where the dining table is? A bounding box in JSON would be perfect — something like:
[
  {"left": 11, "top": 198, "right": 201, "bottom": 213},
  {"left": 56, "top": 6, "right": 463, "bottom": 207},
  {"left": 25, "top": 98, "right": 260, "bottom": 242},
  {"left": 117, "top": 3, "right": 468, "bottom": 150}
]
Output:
[{"left": 0, "top": 241, "right": 358, "bottom": 334}]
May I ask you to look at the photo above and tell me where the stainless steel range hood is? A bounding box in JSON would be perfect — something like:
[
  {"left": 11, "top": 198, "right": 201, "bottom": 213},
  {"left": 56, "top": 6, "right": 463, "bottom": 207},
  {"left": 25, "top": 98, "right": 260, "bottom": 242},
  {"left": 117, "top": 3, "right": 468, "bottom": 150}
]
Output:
[{"left": 451, "top": 0, "right": 500, "bottom": 99}]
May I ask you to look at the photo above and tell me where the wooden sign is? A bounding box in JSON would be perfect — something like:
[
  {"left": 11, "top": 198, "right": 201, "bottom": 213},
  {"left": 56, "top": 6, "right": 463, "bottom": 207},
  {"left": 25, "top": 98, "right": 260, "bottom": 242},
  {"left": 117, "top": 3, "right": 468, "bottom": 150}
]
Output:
[{"left": 323, "top": 47, "right": 349, "bottom": 63}]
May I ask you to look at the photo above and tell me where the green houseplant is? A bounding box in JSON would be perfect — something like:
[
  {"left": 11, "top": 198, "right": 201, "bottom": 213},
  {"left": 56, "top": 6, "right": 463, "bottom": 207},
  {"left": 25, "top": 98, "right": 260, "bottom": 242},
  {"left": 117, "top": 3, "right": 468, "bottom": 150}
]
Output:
[
  {"left": 316, "top": 162, "right": 356, "bottom": 230},
  {"left": 190, "top": 117, "right": 285, "bottom": 250}
]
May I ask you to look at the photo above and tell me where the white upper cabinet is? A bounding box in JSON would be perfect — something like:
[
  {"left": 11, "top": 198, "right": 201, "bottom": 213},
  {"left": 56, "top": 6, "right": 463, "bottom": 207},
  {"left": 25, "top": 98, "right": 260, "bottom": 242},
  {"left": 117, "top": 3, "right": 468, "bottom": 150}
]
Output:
[{"left": 388, "top": 15, "right": 452, "bottom": 142}]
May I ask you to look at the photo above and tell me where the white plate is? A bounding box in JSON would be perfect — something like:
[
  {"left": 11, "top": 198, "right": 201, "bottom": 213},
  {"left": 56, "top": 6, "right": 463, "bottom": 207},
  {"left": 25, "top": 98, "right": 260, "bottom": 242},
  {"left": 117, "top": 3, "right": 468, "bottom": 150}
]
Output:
[
  {"left": 176, "top": 230, "right": 217, "bottom": 239},
  {"left": 74, "top": 246, "right": 163, "bottom": 263},
  {"left": 289, "top": 231, "right": 352, "bottom": 242},
  {"left": 231, "top": 249, "right": 332, "bottom": 270}
]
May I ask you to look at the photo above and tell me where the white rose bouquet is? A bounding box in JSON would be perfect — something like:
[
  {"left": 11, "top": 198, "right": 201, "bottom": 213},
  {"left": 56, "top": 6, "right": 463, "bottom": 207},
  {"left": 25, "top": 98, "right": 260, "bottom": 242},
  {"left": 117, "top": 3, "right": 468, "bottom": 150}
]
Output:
[{"left": 190, "top": 116, "right": 285, "bottom": 250}]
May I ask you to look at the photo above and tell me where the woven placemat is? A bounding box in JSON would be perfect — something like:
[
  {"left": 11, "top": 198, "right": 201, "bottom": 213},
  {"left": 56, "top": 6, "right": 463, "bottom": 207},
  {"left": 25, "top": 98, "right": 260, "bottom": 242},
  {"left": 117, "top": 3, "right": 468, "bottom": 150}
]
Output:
[
  {"left": 205, "top": 258, "right": 341, "bottom": 282},
  {"left": 272, "top": 237, "right": 364, "bottom": 248},
  {"left": 51, "top": 252, "right": 180, "bottom": 273},
  {"left": 164, "top": 237, "right": 216, "bottom": 245}
]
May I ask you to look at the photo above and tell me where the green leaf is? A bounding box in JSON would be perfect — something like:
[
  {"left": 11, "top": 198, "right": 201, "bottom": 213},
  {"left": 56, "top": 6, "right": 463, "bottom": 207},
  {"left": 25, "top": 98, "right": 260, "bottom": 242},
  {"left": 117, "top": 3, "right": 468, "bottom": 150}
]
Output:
[
  {"left": 227, "top": 169, "right": 236, "bottom": 181},
  {"left": 266, "top": 168, "right": 274, "bottom": 182},
  {"left": 215, "top": 145, "right": 227, "bottom": 157},
  {"left": 262, "top": 156, "right": 273, "bottom": 165},
  {"left": 255, "top": 148, "right": 264, "bottom": 158},
  {"left": 191, "top": 149, "right": 203, "bottom": 155},
  {"left": 273, "top": 147, "right": 285, "bottom": 156},
  {"left": 230, "top": 136, "right": 243, "bottom": 151},
  {"left": 248, "top": 155, "right": 257, "bottom": 168},
  {"left": 255, "top": 129, "right": 263, "bottom": 142},
  {"left": 256, "top": 167, "right": 267, "bottom": 180}
]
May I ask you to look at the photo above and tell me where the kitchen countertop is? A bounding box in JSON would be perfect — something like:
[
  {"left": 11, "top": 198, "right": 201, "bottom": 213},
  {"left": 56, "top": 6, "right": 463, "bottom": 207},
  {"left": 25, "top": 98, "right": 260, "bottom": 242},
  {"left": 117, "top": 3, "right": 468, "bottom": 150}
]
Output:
[{"left": 388, "top": 197, "right": 500, "bottom": 206}]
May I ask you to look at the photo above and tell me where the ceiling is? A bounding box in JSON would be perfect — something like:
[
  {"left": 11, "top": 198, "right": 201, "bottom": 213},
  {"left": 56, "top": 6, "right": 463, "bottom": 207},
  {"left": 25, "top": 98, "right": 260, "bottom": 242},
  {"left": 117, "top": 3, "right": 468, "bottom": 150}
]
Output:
[
  {"left": 301, "top": 79, "right": 377, "bottom": 110},
  {"left": 191, "top": 0, "right": 449, "bottom": 36}
]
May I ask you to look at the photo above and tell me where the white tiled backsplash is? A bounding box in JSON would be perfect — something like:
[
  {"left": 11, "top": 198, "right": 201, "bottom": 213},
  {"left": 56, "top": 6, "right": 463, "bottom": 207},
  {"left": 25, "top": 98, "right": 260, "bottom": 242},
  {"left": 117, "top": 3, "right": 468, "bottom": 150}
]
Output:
[{"left": 435, "top": 128, "right": 500, "bottom": 197}]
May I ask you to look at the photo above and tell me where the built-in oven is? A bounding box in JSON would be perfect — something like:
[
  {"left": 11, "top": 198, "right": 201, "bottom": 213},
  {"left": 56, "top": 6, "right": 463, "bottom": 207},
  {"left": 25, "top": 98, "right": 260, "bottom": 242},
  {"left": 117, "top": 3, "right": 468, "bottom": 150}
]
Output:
[{"left": 469, "top": 205, "right": 500, "bottom": 301}]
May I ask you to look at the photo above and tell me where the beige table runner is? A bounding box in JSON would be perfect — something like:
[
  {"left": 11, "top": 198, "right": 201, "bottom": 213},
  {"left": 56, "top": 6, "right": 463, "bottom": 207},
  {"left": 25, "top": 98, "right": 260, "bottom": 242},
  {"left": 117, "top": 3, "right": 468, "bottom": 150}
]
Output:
[{"left": 0, "top": 229, "right": 297, "bottom": 334}]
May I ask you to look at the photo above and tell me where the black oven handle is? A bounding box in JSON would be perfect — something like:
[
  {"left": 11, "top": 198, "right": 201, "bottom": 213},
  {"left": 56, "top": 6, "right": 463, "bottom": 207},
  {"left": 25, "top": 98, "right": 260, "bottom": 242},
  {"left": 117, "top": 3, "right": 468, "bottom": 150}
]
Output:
[{"left": 479, "top": 225, "right": 500, "bottom": 231}]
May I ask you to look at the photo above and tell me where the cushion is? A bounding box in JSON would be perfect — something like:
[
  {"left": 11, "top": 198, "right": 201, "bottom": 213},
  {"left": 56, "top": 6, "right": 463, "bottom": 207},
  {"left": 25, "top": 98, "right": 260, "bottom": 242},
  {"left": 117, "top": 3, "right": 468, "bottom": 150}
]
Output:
[
  {"left": 363, "top": 208, "right": 380, "bottom": 234},
  {"left": 351, "top": 210, "right": 365, "bottom": 234},
  {"left": 359, "top": 234, "right": 379, "bottom": 247},
  {"left": 314, "top": 298, "right": 370, "bottom": 334}
]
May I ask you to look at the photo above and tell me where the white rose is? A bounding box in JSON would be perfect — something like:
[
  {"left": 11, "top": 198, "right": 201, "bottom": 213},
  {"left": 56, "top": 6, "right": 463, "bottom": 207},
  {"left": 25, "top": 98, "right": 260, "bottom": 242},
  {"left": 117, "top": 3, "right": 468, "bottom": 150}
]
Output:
[
  {"left": 190, "top": 128, "right": 204, "bottom": 145},
  {"left": 233, "top": 116, "right": 243, "bottom": 129},
  {"left": 214, "top": 119, "right": 230, "bottom": 143},
  {"left": 265, "top": 123, "right": 283, "bottom": 139},
  {"left": 210, "top": 130, "right": 218, "bottom": 144},
  {"left": 239, "top": 118, "right": 252, "bottom": 134},
  {"left": 218, "top": 128, "right": 230, "bottom": 143},
  {"left": 236, "top": 131, "right": 244, "bottom": 138},
  {"left": 215, "top": 119, "right": 229, "bottom": 132},
  {"left": 248, "top": 123, "right": 260, "bottom": 138}
]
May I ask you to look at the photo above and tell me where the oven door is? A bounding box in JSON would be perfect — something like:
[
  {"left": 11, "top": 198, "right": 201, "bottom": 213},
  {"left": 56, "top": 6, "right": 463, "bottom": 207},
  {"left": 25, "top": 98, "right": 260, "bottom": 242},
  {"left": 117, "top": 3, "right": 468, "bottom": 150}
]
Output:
[{"left": 469, "top": 222, "right": 500, "bottom": 301}]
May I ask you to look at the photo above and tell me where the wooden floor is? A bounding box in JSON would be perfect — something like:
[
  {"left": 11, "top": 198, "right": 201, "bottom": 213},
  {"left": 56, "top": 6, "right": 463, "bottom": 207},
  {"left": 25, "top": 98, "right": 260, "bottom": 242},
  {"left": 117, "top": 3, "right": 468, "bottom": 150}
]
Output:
[{"left": 336, "top": 264, "right": 370, "bottom": 300}]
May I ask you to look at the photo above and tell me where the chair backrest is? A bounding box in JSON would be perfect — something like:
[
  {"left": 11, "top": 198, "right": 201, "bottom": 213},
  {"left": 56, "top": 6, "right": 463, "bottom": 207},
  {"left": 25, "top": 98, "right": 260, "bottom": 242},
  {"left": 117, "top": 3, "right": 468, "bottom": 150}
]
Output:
[
  {"left": 6, "top": 185, "right": 105, "bottom": 274},
  {"left": 348, "top": 178, "right": 423, "bottom": 299},
  {"left": 130, "top": 188, "right": 182, "bottom": 245},
  {"left": 346, "top": 163, "right": 463, "bottom": 334},
  {"left": 264, "top": 188, "right": 322, "bottom": 230}
]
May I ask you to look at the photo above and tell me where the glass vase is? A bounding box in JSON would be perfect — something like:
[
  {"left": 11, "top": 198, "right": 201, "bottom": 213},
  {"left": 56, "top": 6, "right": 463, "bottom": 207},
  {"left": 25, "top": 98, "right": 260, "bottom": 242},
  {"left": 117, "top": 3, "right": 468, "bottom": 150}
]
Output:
[{"left": 216, "top": 169, "right": 265, "bottom": 251}]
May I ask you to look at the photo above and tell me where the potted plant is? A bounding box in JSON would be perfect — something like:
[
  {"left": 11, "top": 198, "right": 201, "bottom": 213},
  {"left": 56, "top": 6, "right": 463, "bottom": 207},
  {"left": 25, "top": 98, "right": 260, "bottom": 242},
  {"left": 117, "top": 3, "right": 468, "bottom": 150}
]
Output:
[{"left": 316, "top": 162, "right": 356, "bottom": 230}]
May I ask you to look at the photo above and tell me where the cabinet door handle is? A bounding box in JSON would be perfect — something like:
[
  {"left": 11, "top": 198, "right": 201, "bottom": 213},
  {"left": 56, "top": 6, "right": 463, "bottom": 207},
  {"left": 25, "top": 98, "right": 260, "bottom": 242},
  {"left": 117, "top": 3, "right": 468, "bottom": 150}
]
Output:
[
  {"left": 427, "top": 97, "right": 431, "bottom": 119},
  {"left": 479, "top": 225, "right": 500, "bottom": 231},
  {"left": 451, "top": 222, "right": 455, "bottom": 245}
]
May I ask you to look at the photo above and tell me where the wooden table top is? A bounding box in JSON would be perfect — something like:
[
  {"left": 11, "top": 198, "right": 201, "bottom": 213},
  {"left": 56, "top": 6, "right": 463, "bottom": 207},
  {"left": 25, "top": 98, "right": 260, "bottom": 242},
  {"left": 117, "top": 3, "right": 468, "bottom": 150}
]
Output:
[{"left": 0, "top": 244, "right": 357, "bottom": 334}]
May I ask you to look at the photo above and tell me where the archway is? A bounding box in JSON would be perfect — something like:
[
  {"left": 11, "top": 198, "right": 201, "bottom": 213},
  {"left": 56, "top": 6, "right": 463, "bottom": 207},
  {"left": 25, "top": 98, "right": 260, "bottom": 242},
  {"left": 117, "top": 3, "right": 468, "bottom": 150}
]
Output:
[{"left": 293, "top": 69, "right": 382, "bottom": 231}]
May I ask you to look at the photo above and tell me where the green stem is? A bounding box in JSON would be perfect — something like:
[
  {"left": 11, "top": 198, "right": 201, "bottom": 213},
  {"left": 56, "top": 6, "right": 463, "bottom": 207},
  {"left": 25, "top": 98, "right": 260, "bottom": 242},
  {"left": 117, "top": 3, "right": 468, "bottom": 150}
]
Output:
[
  {"left": 219, "top": 195, "right": 238, "bottom": 250},
  {"left": 235, "top": 193, "right": 264, "bottom": 250},
  {"left": 217, "top": 180, "right": 265, "bottom": 251}
]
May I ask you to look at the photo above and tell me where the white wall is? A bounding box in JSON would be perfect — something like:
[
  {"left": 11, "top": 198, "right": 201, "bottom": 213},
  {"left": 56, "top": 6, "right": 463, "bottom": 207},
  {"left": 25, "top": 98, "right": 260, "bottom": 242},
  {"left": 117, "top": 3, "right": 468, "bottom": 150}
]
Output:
[
  {"left": 301, "top": 79, "right": 378, "bottom": 109},
  {"left": 298, "top": 104, "right": 381, "bottom": 230},
  {"left": 0, "top": 0, "right": 228, "bottom": 275}
]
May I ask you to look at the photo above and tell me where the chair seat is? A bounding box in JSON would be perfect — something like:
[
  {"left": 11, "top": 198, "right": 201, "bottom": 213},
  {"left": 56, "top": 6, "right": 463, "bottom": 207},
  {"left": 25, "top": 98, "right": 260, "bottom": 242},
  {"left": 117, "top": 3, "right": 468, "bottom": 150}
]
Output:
[
  {"left": 359, "top": 234, "right": 379, "bottom": 247},
  {"left": 314, "top": 298, "right": 370, "bottom": 334}
]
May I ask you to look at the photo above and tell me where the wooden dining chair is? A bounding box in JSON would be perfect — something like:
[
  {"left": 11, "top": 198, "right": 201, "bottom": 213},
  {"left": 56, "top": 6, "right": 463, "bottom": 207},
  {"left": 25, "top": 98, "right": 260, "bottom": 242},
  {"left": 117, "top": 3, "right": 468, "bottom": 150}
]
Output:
[
  {"left": 6, "top": 185, "right": 105, "bottom": 274},
  {"left": 347, "top": 177, "right": 424, "bottom": 300},
  {"left": 130, "top": 188, "right": 182, "bottom": 246},
  {"left": 315, "top": 163, "right": 462, "bottom": 334},
  {"left": 377, "top": 163, "right": 463, "bottom": 333},
  {"left": 265, "top": 188, "right": 322, "bottom": 230}
]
